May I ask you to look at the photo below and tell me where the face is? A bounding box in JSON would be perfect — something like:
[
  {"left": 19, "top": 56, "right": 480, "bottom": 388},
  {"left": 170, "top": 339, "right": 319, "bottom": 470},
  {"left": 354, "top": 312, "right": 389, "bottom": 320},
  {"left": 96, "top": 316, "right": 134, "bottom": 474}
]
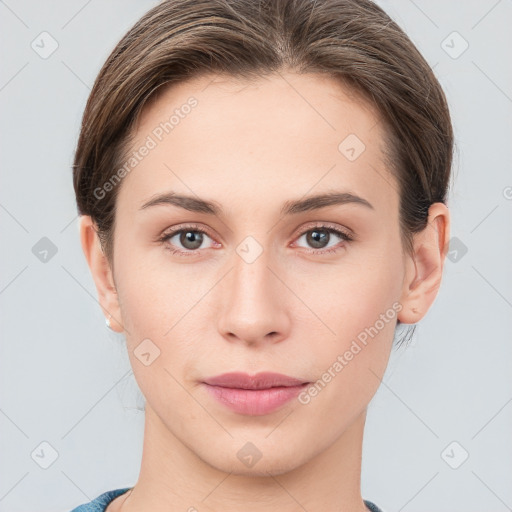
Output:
[{"left": 102, "top": 72, "right": 409, "bottom": 474}]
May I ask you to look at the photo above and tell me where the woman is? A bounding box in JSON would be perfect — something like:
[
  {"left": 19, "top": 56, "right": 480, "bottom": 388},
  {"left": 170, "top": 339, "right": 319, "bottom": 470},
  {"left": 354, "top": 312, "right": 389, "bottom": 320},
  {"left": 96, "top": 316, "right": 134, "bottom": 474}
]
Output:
[{"left": 70, "top": 0, "right": 453, "bottom": 510}]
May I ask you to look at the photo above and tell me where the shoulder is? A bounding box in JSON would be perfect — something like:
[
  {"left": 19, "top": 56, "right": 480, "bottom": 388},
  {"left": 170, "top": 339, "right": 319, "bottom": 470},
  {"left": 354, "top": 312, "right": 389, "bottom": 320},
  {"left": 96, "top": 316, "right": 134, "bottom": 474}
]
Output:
[
  {"left": 68, "top": 488, "right": 132, "bottom": 512},
  {"left": 364, "top": 499, "right": 386, "bottom": 512},
  {"left": 69, "top": 489, "right": 379, "bottom": 512}
]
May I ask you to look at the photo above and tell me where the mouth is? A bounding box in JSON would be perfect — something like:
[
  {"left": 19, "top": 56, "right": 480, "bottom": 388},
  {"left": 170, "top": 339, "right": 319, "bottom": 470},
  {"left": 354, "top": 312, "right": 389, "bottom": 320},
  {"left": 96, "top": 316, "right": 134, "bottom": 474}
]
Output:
[
  {"left": 201, "top": 372, "right": 311, "bottom": 416},
  {"left": 202, "top": 371, "right": 310, "bottom": 390}
]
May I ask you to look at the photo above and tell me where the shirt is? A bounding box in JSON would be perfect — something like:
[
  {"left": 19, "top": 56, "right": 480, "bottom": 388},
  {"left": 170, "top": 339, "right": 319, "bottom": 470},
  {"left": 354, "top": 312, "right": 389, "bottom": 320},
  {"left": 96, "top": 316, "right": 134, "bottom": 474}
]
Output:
[{"left": 69, "top": 487, "right": 385, "bottom": 511}]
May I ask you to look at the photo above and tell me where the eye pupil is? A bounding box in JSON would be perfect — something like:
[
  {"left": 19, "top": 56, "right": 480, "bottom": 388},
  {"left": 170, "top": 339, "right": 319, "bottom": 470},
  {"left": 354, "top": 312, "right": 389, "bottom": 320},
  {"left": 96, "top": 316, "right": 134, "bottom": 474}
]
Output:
[
  {"left": 307, "top": 229, "right": 329, "bottom": 249},
  {"left": 180, "top": 231, "right": 203, "bottom": 250}
]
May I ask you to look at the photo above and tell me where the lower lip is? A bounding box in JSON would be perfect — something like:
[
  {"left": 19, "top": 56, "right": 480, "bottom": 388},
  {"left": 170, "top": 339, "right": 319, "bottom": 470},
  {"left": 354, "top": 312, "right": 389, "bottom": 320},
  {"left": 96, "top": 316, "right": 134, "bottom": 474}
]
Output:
[{"left": 202, "top": 383, "right": 309, "bottom": 416}]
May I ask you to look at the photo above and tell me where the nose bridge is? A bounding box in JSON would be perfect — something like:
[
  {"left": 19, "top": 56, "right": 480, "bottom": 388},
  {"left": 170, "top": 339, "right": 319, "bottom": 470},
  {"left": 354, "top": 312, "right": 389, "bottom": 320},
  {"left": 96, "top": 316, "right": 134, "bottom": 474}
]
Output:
[
  {"left": 217, "top": 238, "right": 290, "bottom": 345},
  {"left": 232, "top": 243, "right": 272, "bottom": 301}
]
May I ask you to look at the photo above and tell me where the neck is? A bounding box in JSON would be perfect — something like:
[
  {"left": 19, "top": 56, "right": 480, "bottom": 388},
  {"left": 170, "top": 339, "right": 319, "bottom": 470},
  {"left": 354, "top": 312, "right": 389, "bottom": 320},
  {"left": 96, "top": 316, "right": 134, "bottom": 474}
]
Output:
[{"left": 116, "top": 405, "right": 370, "bottom": 512}]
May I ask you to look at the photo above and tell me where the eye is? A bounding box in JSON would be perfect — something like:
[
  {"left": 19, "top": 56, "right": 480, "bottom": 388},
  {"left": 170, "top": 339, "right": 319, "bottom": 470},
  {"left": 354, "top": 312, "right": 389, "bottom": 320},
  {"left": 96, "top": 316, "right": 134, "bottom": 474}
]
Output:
[
  {"left": 158, "top": 223, "right": 217, "bottom": 257},
  {"left": 158, "top": 222, "right": 354, "bottom": 258},
  {"left": 293, "top": 223, "right": 354, "bottom": 255}
]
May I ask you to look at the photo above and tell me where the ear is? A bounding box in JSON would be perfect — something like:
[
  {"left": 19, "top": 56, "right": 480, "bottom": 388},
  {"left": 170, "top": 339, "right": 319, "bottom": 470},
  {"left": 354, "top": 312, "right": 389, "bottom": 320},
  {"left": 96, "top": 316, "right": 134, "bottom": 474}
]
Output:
[
  {"left": 79, "top": 215, "right": 124, "bottom": 332},
  {"left": 398, "top": 202, "right": 450, "bottom": 325}
]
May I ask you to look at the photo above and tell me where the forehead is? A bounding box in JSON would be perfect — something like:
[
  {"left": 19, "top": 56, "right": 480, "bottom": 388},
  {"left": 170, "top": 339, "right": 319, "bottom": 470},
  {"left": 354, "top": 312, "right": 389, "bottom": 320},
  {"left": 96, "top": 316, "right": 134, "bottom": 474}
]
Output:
[
  {"left": 135, "top": 72, "right": 382, "bottom": 148},
  {"left": 116, "top": 72, "right": 397, "bottom": 215}
]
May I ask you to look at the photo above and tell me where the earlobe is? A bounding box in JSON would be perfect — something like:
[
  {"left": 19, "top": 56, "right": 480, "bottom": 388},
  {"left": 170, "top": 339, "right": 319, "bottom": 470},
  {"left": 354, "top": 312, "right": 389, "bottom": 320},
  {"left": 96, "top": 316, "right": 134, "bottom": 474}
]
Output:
[
  {"left": 79, "top": 215, "right": 124, "bottom": 333},
  {"left": 398, "top": 202, "right": 450, "bottom": 325}
]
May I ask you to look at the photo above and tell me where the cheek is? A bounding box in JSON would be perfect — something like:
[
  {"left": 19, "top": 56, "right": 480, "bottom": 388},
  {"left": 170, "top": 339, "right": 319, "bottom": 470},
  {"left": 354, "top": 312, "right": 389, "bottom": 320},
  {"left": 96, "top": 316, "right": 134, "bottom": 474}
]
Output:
[
  {"left": 113, "top": 239, "right": 198, "bottom": 331},
  {"left": 298, "top": 264, "right": 400, "bottom": 424},
  {"left": 306, "top": 252, "right": 402, "bottom": 334},
  {"left": 299, "top": 250, "right": 402, "bottom": 394},
  {"left": 113, "top": 244, "right": 212, "bottom": 386},
  {"left": 115, "top": 263, "right": 200, "bottom": 412}
]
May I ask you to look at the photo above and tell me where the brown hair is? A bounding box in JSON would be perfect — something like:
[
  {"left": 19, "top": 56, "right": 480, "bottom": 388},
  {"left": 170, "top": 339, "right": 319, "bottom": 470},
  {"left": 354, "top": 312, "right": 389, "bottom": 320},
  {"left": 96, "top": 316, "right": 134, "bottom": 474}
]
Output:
[{"left": 72, "top": 0, "right": 454, "bottom": 343}]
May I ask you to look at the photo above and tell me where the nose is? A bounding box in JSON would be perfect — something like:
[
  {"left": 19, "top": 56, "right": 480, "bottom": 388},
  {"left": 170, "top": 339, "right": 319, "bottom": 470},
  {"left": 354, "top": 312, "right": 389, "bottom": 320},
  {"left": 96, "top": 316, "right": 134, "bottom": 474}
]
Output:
[{"left": 217, "top": 248, "right": 291, "bottom": 347}]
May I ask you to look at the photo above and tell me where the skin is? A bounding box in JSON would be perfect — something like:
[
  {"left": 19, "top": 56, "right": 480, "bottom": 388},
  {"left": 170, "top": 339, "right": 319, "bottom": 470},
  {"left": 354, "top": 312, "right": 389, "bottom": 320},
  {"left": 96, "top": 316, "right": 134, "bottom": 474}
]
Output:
[{"left": 80, "top": 71, "right": 449, "bottom": 512}]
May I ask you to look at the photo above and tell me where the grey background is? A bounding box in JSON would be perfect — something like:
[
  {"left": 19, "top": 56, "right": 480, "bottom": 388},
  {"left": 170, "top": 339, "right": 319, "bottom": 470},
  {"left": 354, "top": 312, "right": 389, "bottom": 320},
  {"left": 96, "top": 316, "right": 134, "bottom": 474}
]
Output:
[{"left": 0, "top": 1, "right": 511, "bottom": 511}]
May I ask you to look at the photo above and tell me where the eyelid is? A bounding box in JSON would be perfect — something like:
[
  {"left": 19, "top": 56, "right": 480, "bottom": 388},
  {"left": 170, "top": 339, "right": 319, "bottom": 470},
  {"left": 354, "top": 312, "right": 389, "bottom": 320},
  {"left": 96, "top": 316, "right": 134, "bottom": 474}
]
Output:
[
  {"left": 158, "top": 222, "right": 353, "bottom": 241},
  {"left": 159, "top": 222, "right": 216, "bottom": 240},
  {"left": 292, "top": 221, "right": 354, "bottom": 240},
  {"left": 289, "top": 222, "right": 354, "bottom": 256},
  {"left": 158, "top": 220, "right": 354, "bottom": 256}
]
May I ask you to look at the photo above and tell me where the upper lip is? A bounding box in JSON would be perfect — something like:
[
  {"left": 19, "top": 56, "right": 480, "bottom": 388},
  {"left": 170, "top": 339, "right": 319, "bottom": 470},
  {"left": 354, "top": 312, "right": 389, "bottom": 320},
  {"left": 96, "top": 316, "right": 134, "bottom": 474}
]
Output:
[{"left": 203, "top": 372, "right": 309, "bottom": 390}]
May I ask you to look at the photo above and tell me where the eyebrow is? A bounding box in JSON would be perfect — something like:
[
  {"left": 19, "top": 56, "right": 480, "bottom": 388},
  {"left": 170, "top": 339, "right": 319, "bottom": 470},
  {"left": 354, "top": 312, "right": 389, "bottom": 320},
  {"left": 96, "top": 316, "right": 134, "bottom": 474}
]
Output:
[{"left": 139, "top": 191, "right": 374, "bottom": 216}]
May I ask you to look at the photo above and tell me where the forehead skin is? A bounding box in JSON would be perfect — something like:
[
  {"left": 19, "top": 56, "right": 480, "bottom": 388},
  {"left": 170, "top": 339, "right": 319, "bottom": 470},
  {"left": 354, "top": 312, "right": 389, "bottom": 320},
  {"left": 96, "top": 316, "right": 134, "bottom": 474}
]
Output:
[{"left": 114, "top": 72, "right": 400, "bottom": 251}]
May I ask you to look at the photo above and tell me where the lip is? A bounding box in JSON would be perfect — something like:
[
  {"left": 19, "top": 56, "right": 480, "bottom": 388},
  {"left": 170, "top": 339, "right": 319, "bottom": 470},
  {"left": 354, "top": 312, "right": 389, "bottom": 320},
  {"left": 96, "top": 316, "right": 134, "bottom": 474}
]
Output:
[
  {"left": 203, "top": 372, "right": 308, "bottom": 389},
  {"left": 201, "top": 372, "right": 310, "bottom": 416}
]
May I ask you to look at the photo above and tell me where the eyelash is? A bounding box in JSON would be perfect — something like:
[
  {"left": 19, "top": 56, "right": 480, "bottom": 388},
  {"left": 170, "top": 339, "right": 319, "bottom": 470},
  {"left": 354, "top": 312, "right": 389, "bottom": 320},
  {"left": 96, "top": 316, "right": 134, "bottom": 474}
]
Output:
[{"left": 157, "top": 222, "right": 354, "bottom": 257}]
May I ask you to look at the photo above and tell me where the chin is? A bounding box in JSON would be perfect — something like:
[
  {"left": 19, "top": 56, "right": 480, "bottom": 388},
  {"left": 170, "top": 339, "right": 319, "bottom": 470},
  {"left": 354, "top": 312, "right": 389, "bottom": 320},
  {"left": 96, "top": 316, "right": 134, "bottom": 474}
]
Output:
[{"left": 199, "top": 438, "right": 311, "bottom": 478}]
